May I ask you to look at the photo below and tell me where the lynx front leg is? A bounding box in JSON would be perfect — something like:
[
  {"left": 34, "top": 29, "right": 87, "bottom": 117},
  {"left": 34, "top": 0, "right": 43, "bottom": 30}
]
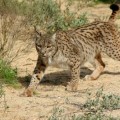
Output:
[
  {"left": 85, "top": 53, "right": 105, "bottom": 80},
  {"left": 67, "top": 59, "right": 81, "bottom": 91},
  {"left": 23, "top": 55, "right": 47, "bottom": 97}
]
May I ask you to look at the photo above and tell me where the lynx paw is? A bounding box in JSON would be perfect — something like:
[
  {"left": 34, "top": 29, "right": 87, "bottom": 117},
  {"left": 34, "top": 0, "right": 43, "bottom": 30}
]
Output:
[
  {"left": 20, "top": 88, "right": 33, "bottom": 97},
  {"left": 84, "top": 75, "right": 96, "bottom": 81},
  {"left": 66, "top": 81, "right": 78, "bottom": 91}
]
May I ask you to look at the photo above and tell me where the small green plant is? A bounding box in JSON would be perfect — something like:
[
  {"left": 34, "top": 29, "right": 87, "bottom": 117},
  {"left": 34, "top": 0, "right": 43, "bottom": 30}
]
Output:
[
  {"left": 48, "top": 107, "right": 65, "bottom": 120},
  {"left": 84, "top": 87, "right": 120, "bottom": 111},
  {"left": 101, "top": 94, "right": 120, "bottom": 110},
  {"left": 48, "top": 87, "right": 120, "bottom": 120},
  {"left": 71, "top": 113, "right": 119, "bottom": 120},
  {"left": 78, "top": 87, "right": 120, "bottom": 120},
  {"left": 0, "top": 59, "right": 18, "bottom": 87},
  {"left": 0, "top": 83, "right": 8, "bottom": 111}
]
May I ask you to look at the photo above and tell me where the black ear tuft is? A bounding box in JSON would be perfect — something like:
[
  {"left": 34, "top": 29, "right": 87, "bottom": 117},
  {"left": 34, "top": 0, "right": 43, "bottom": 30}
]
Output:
[
  {"left": 110, "top": 4, "right": 119, "bottom": 11},
  {"left": 34, "top": 26, "right": 42, "bottom": 36}
]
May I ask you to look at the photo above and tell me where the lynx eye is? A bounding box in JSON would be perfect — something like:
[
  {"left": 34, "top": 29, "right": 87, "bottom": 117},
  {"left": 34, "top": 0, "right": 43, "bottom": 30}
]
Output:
[
  {"left": 36, "top": 44, "right": 42, "bottom": 49},
  {"left": 37, "top": 44, "right": 42, "bottom": 47},
  {"left": 46, "top": 42, "right": 51, "bottom": 47}
]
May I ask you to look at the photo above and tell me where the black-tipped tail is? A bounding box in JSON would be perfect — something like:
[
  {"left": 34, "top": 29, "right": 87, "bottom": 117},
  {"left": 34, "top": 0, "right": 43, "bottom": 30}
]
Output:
[
  {"left": 109, "top": 4, "right": 119, "bottom": 22},
  {"left": 110, "top": 4, "right": 119, "bottom": 11}
]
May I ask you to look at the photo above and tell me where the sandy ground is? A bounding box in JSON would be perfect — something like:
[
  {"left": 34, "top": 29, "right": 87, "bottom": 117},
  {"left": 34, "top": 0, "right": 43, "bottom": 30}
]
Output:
[{"left": 0, "top": 4, "right": 120, "bottom": 120}]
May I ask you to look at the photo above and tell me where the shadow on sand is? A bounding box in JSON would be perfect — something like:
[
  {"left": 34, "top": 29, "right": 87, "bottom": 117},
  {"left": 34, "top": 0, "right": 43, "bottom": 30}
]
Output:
[{"left": 18, "top": 67, "right": 120, "bottom": 88}]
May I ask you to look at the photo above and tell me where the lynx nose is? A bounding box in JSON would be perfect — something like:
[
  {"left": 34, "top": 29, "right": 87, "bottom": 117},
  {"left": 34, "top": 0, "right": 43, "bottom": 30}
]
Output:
[{"left": 41, "top": 50, "right": 47, "bottom": 57}]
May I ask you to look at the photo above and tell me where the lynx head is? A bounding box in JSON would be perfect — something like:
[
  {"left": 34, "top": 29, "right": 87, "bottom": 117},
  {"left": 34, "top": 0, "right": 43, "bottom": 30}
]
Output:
[{"left": 34, "top": 27, "right": 57, "bottom": 58}]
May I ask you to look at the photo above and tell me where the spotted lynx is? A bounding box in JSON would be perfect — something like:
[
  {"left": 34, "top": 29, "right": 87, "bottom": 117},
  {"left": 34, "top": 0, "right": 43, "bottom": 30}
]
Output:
[{"left": 23, "top": 4, "right": 119, "bottom": 97}]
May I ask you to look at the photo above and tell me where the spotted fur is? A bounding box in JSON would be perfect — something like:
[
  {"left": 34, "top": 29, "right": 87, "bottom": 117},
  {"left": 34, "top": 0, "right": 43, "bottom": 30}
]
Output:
[{"left": 23, "top": 4, "right": 119, "bottom": 97}]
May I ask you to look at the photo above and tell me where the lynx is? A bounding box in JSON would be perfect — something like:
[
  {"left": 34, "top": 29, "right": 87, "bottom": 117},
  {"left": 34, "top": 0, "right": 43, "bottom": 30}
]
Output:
[{"left": 23, "top": 4, "right": 119, "bottom": 97}]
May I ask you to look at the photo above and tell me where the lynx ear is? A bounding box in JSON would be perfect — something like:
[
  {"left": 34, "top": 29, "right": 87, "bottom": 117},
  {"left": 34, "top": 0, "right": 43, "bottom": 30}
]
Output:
[
  {"left": 51, "top": 33, "right": 56, "bottom": 44},
  {"left": 34, "top": 26, "right": 42, "bottom": 37}
]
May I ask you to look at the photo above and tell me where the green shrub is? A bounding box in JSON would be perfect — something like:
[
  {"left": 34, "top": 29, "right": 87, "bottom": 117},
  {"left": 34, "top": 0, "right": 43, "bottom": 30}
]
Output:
[
  {"left": 0, "top": 59, "right": 18, "bottom": 86},
  {"left": 19, "top": 0, "right": 88, "bottom": 32},
  {"left": 0, "top": 0, "right": 89, "bottom": 33}
]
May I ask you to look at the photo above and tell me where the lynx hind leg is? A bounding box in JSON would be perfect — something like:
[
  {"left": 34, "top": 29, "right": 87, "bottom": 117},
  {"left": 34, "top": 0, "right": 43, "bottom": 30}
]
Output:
[
  {"left": 85, "top": 53, "right": 105, "bottom": 80},
  {"left": 22, "top": 56, "right": 46, "bottom": 97}
]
